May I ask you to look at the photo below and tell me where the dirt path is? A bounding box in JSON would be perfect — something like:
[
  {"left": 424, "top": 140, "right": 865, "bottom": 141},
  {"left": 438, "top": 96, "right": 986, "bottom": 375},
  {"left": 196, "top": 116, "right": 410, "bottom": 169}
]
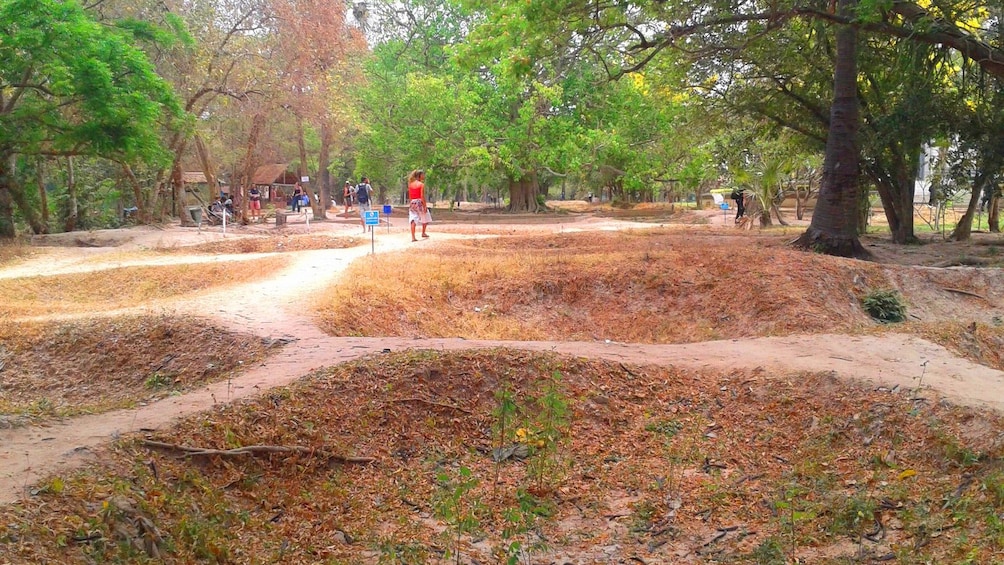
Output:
[{"left": 2, "top": 218, "right": 1002, "bottom": 504}]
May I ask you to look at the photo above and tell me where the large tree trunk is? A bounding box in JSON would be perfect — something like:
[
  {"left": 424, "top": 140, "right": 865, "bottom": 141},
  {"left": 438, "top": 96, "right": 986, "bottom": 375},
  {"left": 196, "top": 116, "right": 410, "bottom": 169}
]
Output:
[
  {"left": 238, "top": 114, "right": 265, "bottom": 216},
  {"left": 193, "top": 133, "right": 219, "bottom": 219},
  {"left": 793, "top": 0, "right": 870, "bottom": 258},
  {"left": 8, "top": 177, "right": 47, "bottom": 235},
  {"left": 951, "top": 171, "right": 993, "bottom": 241},
  {"left": 36, "top": 158, "right": 49, "bottom": 226},
  {"left": 0, "top": 156, "right": 15, "bottom": 238},
  {"left": 868, "top": 154, "right": 918, "bottom": 244},
  {"left": 871, "top": 165, "right": 919, "bottom": 242},
  {"left": 990, "top": 195, "right": 1001, "bottom": 232},
  {"left": 171, "top": 162, "right": 188, "bottom": 225},
  {"left": 507, "top": 171, "right": 541, "bottom": 212},
  {"left": 121, "top": 162, "right": 148, "bottom": 223},
  {"left": 0, "top": 156, "right": 46, "bottom": 235},
  {"left": 168, "top": 137, "right": 192, "bottom": 226},
  {"left": 297, "top": 118, "right": 319, "bottom": 216},
  {"left": 64, "top": 156, "right": 77, "bottom": 232},
  {"left": 317, "top": 121, "right": 332, "bottom": 220}
]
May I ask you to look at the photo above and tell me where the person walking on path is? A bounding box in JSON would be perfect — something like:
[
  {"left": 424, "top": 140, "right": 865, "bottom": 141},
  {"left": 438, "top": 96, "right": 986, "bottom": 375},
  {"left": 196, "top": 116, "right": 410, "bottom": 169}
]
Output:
[
  {"left": 407, "top": 169, "right": 431, "bottom": 241},
  {"left": 356, "top": 177, "right": 373, "bottom": 233},
  {"left": 248, "top": 186, "right": 262, "bottom": 221}
]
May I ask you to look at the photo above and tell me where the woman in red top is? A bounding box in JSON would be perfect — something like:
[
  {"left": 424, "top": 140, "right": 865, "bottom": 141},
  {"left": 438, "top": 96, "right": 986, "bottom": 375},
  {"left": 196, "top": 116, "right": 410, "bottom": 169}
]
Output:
[{"left": 407, "top": 169, "right": 430, "bottom": 241}]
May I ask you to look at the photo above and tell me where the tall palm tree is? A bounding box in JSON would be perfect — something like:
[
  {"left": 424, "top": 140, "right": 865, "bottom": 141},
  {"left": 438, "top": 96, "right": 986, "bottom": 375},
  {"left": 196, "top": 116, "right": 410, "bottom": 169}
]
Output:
[{"left": 793, "top": 0, "right": 870, "bottom": 258}]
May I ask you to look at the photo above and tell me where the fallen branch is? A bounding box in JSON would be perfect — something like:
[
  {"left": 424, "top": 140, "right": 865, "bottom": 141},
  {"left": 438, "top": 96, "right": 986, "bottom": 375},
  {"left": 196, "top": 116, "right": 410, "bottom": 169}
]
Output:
[
  {"left": 619, "top": 362, "right": 638, "bottom": 377},
  {"left": 940, "top": 287, "right": 988, "bottom": 301},
  {"left": 391, "top": 397, "right": 472, "bottom": 414},
  {"left": 931, "top": 257, "right": 994, "bottom": 268},
  {"left": 141, "top": 440, "right": 374, "bottom": 464}
]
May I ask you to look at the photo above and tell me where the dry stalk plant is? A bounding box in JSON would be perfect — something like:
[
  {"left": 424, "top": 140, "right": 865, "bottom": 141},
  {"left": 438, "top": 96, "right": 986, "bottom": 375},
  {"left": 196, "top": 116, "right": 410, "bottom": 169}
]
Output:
[{"left": 0, "top": 240, "right": 34, "bottom": 265}]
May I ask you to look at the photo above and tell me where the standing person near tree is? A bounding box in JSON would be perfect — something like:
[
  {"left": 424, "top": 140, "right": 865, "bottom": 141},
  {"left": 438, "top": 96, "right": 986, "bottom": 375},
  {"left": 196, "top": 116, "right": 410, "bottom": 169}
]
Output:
[
  {"left": 342, "top": 181, "right": 354, "bottom": 216},
  {"left": 408, "top": 169, "right": 431, "bottom": 241},
  {"left": 291, "top": 182, "right": 304, "bottom": 213},
  {"left": 356, "top": 176, "right": 373, "bottom": 233},
  {"left": 248, "top": 186, "right": 262, "bottom": 221},
  {"left": 731, "top": 187, "right": 746, "bottom": 222}
]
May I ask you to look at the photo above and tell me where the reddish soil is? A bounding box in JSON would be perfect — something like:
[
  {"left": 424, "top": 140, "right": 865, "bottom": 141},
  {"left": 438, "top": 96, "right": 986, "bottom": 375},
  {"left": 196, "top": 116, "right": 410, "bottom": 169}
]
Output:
[{"left": 2, "top": 209, "right": 1004, "bottom": 563}]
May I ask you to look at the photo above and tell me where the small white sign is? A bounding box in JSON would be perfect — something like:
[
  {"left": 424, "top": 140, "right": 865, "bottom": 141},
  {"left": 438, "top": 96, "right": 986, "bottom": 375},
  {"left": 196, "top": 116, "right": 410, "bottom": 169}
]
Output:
[{"left": 300, "top": 176, "right": 309, "bottom": 182}]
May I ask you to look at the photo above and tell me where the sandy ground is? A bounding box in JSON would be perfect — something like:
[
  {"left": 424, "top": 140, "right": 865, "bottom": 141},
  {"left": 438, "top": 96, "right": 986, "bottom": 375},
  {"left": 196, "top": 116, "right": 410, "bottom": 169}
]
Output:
[{"left": 1, "top": 211, "right": 1002, "bottom": 504}]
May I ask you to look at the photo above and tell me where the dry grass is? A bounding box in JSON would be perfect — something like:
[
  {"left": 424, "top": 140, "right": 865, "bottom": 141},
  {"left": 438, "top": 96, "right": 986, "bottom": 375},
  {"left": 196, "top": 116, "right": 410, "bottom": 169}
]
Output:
[
  {"left": 317, "top": 230, "right": 885, "bottom": 342},
  {"left": 0, "top": 255, "right": 288, "bottom": 318},
  {"left": 318, "top": 231, "right": 1004, "bottom": 373},
  {"left": 897, "top": 321, "right": 1004, "bottom": 369},
  {"left": 2, "top": 349, "right": 1002, "bottom": 563},
  {"left": 165, "top": 233, "right": 364, "bottom": 255},
  {"left": 0, "top": 316, "right": 274, "bottom": 425},
  {"left": 0, "top": 240, "right": 35, "bottom": 266}
]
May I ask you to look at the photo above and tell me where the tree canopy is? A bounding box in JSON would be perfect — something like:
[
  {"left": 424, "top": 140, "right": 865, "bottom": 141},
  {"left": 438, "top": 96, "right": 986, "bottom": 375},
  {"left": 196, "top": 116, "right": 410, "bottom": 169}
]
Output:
[{"left": 3, "top": 0, "right": 1004, "bottom": 255}]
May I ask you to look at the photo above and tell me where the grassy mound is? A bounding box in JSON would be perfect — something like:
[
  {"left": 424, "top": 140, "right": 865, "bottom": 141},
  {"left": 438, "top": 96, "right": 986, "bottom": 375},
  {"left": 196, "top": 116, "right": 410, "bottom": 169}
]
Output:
[
  {"left": 170, "top": 234, "right": 364, "bottom": 255},
  {"left": 0, "top": 316, "right": 275, "bottom": 425},
  {"left": 2, "top": 350, "right": 1001, "bottom": 563},
  {"left": 0, "top": 256, "right": 288, "bottom": 318},
  {"left": 317, "top": 231, "right": 883, "bottom": 342}
]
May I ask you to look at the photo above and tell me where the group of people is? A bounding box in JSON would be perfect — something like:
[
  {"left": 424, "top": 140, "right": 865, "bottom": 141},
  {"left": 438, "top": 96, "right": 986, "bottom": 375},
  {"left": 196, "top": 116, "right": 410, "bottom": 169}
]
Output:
[
  {"left": 208, "top": 194, "right": 235, "bottom": 224},
  {"left": 340, "top": 171, "right": 431, "bottom": 240},
  {"left": 230, "top": 171, "right": 434, "bottom": 238},
  {"left": 343, "top": 177, "right": 374, "bottom": 233}
]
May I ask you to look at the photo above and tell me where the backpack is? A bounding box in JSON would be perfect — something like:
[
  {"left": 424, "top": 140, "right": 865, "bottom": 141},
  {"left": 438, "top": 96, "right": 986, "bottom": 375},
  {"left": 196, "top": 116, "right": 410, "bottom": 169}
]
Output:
[{"left": 356, "top": 183, "right": 370, "bottom": 204}]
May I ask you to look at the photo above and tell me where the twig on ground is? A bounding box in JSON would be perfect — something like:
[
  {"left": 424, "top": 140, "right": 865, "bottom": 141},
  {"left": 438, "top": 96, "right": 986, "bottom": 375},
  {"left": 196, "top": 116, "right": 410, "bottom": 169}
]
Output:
[
  {"left": 140, "top": 440, "right": 375, "bottom": 463},
  {"left": 931, "top": 257, "right": 994, "bottom": 268},
  {"left": 391, "top": 397, "right": 472, "bottom": 414},
  {"left": 940, "top": 287, "right": 988, "bottom": 301}
]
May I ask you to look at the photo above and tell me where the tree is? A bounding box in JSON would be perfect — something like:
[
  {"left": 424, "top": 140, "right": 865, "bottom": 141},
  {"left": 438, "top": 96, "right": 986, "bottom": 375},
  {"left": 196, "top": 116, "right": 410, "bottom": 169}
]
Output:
[
  {"left": 271, "top": 0, "right": 366, "bottom": 219},
  {"left": 0, "top": 0, "right": 180, "bottom": 237},
  {"left": 352, "top": 0, "right": 481, "bottom": 199},
  {"left": 459, "top": 0, "right": 1004, "bottom": 254},
  {"left": 792, "top": 0, "right": 868, "bottom": 257}
]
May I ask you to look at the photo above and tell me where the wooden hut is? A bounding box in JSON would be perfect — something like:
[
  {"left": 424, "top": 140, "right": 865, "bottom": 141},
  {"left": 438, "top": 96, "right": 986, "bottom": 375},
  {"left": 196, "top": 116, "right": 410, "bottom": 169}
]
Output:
[{"left": 252, "top": 164, "right": 298, "bottom": 204}]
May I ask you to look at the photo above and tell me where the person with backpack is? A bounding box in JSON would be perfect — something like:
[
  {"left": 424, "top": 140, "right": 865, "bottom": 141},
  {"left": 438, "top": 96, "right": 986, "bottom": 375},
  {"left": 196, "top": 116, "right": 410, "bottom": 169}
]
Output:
[
  {"left": 356, "top": 177, "right": 373, "bottom": 233},
  {"left": 731, "top": 187, "right": 745, "bottom": 222}
]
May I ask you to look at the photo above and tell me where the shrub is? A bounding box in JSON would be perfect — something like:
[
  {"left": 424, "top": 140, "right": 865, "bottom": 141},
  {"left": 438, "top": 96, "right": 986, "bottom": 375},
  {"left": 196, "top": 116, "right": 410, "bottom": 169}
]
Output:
[{"left": 862, "top": 289, "right": 907, "bottom": 323}]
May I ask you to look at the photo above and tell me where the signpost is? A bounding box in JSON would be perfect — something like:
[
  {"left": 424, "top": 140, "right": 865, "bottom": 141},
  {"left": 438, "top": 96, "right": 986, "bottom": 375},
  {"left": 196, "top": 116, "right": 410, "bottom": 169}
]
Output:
[
  {"left": 364, "top": 210, "right": 380, "bottom": 253},
  {"left": 720, "top": 201, "right": 729, "bottom": 224}
]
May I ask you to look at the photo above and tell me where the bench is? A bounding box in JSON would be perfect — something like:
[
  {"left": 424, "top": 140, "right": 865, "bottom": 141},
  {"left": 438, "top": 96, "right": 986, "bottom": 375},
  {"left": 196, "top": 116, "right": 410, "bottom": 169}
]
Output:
[{"left": 275, "top": 209, "right": 312, "bottom": 229}]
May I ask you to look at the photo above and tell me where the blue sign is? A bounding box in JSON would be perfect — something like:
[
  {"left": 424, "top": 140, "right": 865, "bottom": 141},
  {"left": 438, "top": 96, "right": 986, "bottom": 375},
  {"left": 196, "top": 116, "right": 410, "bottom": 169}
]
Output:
[
  {"left": 364, "top": 211, "right": 380, "bottom": 226},
  {"left": 720, "top": 202, "right": 729, "bottom": 210},
  {"left": 382, "top": 204, "right": 392, "bottom": 215}
]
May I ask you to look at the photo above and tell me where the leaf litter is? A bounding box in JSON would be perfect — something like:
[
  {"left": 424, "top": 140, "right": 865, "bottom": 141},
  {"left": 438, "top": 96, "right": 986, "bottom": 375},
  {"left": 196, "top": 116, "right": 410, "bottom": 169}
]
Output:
[
  {"left": 5, "top": 228, "right": 1004, "bottom": 562},
  {"left": 0, "top": 315, "right": 274, "bottom": 426},
  {"left": 1, "top": 348, "right": 1003, "bottom": 563}
]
